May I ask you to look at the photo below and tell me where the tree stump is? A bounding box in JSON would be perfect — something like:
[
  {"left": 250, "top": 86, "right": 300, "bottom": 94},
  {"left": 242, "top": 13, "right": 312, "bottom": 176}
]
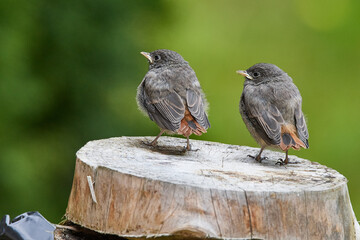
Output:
[{"left": 65, "top": 136, "right": 360, "bottom": 239}]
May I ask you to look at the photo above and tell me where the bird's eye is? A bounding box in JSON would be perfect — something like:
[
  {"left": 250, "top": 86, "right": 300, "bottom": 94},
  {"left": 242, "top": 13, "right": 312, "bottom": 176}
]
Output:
[
  {"left": 154, "top": 55, "right": 161, "bottom": 61},
  {"left": 253, "top": 72, "right": 260, "bottom": 77}
]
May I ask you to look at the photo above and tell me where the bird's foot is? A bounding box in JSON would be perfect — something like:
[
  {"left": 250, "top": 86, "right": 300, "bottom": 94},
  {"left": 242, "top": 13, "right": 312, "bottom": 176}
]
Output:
[
  {"left": 187, "top": 147, "right": 200, "bottom": 152},
  {"left": 142, "top": 140, "right": 157, "bottom": 148},
  {"left": 275, "top": 158, "right": 288, "bottom": 166},
  {"left": 184, "top": 144, "right": 200, "bottom": 152},
  {"left": 247, "top": 154, "right": 268, "bottom": 163}
]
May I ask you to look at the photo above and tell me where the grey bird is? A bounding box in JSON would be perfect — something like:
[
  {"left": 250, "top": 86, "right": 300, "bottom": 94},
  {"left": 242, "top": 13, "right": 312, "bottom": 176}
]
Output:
[
  {"left": 137, "top": 49, "right": 210, "bottom": 150},
  {"left": 237, "top": 63, "right": 309, "bottom": 165}
]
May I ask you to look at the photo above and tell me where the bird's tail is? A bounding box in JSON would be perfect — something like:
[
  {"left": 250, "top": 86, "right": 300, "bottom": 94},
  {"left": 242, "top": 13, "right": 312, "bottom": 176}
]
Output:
[
  {"left": 279, "top": 124, "right": 307, "bottom": 151},
  {"left": 177, "top": 109, "right": 207, "bottom": 137}
]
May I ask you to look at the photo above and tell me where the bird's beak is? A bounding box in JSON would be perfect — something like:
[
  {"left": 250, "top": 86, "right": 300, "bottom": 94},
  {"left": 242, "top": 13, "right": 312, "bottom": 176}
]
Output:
[
  {"left": 236, "top": 70, "right": 253, "bottom": 80},
  {"left": 140, "top": 52, "right": 153, "bottom": 64}
]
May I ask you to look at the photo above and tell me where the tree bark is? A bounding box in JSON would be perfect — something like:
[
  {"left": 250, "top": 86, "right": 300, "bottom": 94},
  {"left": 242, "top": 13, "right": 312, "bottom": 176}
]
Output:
[{"left": 65, "top": 136, "right": 360, "bottom": 239}]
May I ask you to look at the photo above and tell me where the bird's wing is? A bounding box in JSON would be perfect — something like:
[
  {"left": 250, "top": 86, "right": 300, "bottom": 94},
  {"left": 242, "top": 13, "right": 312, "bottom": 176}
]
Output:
[
  {"left": 294, "top": 105, "right": 309, "bottom": 148},
  {"left": 186, "top": 89, "right": 210, "bottom": 129},
  {"left": 247, "top": 101, "right": 284, "bottom": 145},
  {"left": 151, "top": 91, "right": 185, "bottom": 131},
  {"left": 140, "top": 73, "right": 185, "bottom": 131}
]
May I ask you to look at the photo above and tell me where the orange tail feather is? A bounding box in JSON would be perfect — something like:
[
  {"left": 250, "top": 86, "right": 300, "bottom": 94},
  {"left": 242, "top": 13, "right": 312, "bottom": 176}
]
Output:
[
  {"left": 279, "top": 124, "right": 307, "bottom": 151},
  {"left": 177, "top": 109, "right": 207, "bottom": 137}
]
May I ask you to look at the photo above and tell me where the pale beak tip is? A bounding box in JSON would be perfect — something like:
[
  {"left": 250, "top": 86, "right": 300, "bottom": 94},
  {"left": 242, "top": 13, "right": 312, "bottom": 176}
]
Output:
[
  {"left": 140, "top": 51, "right": 153, "bottom": 63},
  {"left": 236, "top": 70, "right": 253, "bottom": 80}
]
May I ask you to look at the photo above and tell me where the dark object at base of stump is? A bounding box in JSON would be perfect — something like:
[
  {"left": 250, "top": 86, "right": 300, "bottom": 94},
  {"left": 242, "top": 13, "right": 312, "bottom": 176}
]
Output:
[{"left": 55, "top": 222, "right": 127, "bottom": 240}]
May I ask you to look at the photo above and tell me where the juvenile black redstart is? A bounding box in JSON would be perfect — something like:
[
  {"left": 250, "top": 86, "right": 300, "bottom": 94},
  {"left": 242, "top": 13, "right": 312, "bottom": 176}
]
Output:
[
  {"left": 237, "top": 63, "right": 309, "bottom": 165},
  {"left": 137, "top": 49, "right": 210, "bottom": 150}
]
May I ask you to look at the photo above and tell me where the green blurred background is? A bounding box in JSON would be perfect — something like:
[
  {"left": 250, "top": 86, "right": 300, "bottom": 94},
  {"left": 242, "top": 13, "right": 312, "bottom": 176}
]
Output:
[{"left": 0, "top": 0, "right": 359, "bottom": 223}]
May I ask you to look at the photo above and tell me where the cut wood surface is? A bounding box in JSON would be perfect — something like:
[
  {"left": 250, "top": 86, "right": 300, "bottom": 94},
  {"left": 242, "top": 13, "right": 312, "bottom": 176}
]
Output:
[{"left": 66, "top": 136, "right": 360, "bottom": 240}]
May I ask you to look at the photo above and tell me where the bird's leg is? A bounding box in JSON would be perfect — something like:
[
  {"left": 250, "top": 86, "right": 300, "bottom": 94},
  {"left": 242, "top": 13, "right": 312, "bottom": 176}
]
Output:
[
  {"left": 186, "top": 136, "right": 191, "bottom": 151},
  {"left": 248, "top": 147, "right": 267, "bottom": 162},
  {"left": 143, "top": 129, "right": 165, "bottom": 147},
  {"left": 185, "top": 136, "right": 200, "bottom": 151},
  {"left": 276, "top": 150, "right": 289, "bottom": 165},
  {"left": 285, "top": 150, "right": 289, "bottom": 164},
  {"left": 151, "top": 129, "right": 165, "bottom": 146}
]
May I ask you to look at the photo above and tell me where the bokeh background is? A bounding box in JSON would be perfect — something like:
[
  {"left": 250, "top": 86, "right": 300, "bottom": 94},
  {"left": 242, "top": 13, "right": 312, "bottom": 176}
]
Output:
[{"left": 1, "top": 0, "right": 359, "bottom": 223}]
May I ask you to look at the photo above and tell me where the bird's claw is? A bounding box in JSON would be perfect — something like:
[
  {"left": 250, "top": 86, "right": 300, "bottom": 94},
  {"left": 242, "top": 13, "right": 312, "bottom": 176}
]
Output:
[
  {"left": 184, "top": 144, "right": 199, "bottom": 152},
  {"left": 247, "top": 154, "right": 268, "bottom": 163},
  {"left": 276, "top": 158, "right": 287, "bottom": 166},
  {"left": 142, "top": 140, "right": 157, "bottom": 147},
  {"left": 188, "top": 148, "right": 200, "bottom": 152}
]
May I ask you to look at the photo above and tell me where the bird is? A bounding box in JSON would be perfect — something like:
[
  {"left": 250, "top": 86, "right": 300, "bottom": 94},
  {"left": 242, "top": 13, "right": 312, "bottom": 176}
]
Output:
[
  {"left": 237, "top": 63, "right": 309, "bottom": 165},
  {"left": 137, "top": 49, "right": 210, "bottom": 150}
]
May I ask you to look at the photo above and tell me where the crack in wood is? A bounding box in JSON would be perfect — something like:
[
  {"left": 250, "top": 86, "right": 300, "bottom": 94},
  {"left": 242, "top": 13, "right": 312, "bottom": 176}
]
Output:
[
  {"left": 104, "top": 171, "right": 114, "bottom": 231},
  {"left": 210, "top": 189, "right": 222, "bottom": 237},
  {"left": 224, "top": 190, "right": 235, "bottom": 236},
  {"left": 158, "top": 188, "right": 178, "bottom": 234},
  {"left": 243, "top": 190, "right": 253, "bottom": 239},
  {"left": 304, "top": 191, "right": 309, "bottom": 240},
  {"left": 126, "top": 177, "right": 145, "bottom": 232}
]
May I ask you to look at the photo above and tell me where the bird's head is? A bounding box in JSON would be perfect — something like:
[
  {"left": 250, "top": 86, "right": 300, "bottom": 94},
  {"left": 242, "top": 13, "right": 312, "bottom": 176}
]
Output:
[
  {"left": 237, "top": 63, "right": 288, "bottom": 84},
  {"left": 141, "top": 49, "right": 187, "bottom": 69}
]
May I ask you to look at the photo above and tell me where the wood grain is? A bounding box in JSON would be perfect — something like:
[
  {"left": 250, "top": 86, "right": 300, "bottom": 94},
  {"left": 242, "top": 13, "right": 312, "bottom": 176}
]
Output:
[{"left": 65, "top": 136, "right": 360, "bottom": 239}]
